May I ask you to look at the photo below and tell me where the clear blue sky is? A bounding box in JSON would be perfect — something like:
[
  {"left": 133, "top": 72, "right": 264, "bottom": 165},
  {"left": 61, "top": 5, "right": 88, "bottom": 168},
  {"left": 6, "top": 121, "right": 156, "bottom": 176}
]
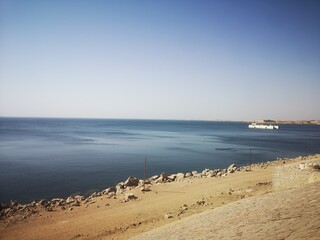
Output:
[{"left": 0, "top": 0, "right": 319, "bottom": 120}]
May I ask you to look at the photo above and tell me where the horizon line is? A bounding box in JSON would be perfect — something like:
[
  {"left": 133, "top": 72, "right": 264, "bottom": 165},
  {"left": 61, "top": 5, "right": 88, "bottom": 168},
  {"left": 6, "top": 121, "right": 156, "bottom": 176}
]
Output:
[{"left": 0, "top": 115, "right": 319, "bottom": 122}]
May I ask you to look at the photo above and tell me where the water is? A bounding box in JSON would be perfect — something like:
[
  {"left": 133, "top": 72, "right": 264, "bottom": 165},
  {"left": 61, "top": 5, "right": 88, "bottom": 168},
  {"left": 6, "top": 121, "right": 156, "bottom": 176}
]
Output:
[{"left": 0, "top": 117, "right": 319, "bottom": 203}]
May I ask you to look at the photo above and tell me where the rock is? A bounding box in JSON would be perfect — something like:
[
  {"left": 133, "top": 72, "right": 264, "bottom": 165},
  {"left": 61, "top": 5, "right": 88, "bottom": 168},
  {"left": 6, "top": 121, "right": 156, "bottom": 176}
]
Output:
[
  {"left": 90, "top": 192, "right": 101, "bottom": 198},
  {"left": 150, "top": 175, "right": 159, "bottom": 181},
  {"left": 206, "top": 170, "right": 215, "bottom": 177},
  {"left": 191, "top": 171, "right": 198, "bottom": 175},
  {"left": 176, "top": 173, "right": 185, "bottom": 181},
  {"left": 102, "top": 187, "right": 116, "bottom": 195},
  {"left": 227, "top": 164, "right": 237, "bottom": 173},
  {"left": 72, "top": 201, "right": 81, "bottom": 207},
  {"left": 10, "top": 200, "right": 18, "bottom": 207},
  {"left": 116, "top": 182, "right": 125, "bottom": 193},
  {"left": 196, "top": 200, "right": 207, "bottom": 206},
  {"left": 124, "top": 176, "right": 140, "bottom": 187},
  {"left": 38, "top": 199, "right": 49, "bottom": 207},
  {"left": 138, "top": 180, "right": 145, "bottom": 186},
  {"left": 164, "top": 213, "right": 173, "bottom": 219},
  {"left": 66, "top": 197, "right": 75, "bottom": 204},
  {"left": 124, "top": 193, "right": 137, "bottom": 201},
  {"left": 167, "top": 174, "right": 176, "bottom": 181},
  {"left": 108, "top": 192, "right": 116, "bottom": 197},
  {"left": 185, "top": 172, "right": 192, "bottom": 178},
  {"left": 313, "top": 163, "right": 320, "bottom": 170},
  {"left": 202, "top": 169, "right": 210, "bottom": 175},
  {"left": 256, "top": 181, "right": 271, "bottom": 186},
  {"left": 0, "top": 203, "right": 9, "bottom": 212},
  {"left": 156, "top": 173, "right": 168, "bottom": 183},
  {"left": 73, "top": 195, "right": 85, "bottom": 201},
  {"left": 181, "top": 204, "right": 188, "bottom": 211}
]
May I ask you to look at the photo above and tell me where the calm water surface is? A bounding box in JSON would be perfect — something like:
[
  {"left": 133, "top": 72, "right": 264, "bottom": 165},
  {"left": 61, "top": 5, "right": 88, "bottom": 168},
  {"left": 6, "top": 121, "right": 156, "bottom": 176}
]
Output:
[{"left": 0, "top": 117, "right": 319, "bottom": 203}]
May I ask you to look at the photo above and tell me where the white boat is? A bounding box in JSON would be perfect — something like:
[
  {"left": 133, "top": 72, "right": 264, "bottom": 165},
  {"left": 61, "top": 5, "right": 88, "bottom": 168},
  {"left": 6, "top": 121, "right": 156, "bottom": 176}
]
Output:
[{"left": 248, "top": 122, "right": 279, "bottom": 129}]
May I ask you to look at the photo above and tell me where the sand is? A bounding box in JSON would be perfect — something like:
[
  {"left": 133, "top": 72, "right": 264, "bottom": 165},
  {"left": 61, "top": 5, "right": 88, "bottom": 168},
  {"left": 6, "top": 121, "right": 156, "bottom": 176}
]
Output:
[{"left": 0, "top": 155, "right": 319, "bottom": 240}]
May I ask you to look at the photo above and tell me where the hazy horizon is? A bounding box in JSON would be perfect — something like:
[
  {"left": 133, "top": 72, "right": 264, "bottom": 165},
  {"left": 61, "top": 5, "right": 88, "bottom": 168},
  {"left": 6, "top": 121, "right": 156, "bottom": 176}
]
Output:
[{"left": 1, "top": 0, "right": 320, "bottom": 121}]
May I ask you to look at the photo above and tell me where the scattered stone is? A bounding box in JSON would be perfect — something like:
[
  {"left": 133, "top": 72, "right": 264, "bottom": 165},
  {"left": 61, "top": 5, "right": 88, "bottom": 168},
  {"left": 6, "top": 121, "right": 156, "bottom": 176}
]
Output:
[
  {"left": 164, "top": 213, "right": 173, "bottom": 219},
  {"left": 196, "top": 200, "right": 207, "bottom": 206},
  {"left": 311, "top": 163, "right": 320, "bottom": 170},
  {"left": 140, "top": 186, "right": 151, "bottom": 192},
  {"left": 124, "top": 193, "right": 137, "bottom": 201},
  {"left": 108, "top": 192, "right": 116, "bottom": 197},
  {"left": 181, "top": 204, "right": 188, "bottom": 211},
  {"left": 256, "top": 181, "right": 272, "bottom": 186}
]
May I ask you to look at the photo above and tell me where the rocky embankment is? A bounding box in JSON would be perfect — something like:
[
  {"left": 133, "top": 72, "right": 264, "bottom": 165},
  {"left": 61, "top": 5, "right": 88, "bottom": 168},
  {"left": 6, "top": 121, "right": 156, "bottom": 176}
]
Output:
[{"left": 1, "top": 155, "right": 317, "bottom": 222}]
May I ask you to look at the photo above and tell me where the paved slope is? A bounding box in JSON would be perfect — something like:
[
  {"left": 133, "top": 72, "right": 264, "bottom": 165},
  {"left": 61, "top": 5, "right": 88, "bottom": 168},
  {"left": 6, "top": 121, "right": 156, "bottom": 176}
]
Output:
[{"left": 131, "top": 182, "right": 320, "bottom": 240}]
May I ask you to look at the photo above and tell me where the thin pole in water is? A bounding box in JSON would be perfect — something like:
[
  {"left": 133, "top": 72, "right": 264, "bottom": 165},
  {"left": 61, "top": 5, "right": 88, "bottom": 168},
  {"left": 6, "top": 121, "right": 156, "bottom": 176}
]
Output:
[
  {"left": 249, "top": 149, "right": 252, "bottom": 170},
  {"left": 144, "top": 158, "right": 147, "bottom": 181},
  {"left": 144, "top": 158, "right": 147, "bottom": 190}
]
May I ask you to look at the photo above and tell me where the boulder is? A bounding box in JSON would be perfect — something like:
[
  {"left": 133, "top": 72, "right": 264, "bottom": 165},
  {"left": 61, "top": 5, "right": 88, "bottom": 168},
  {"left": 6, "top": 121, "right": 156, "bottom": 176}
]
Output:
[
  {"left": 185, "top": 172, "right": 192, "bottom": 178},
  {"left": 176, "top": 173, "right": 185, "bottom": 181},
  {"left": 73, "top": 195, "right": 85, "bottom": 201},
  {"left": 138, "top": 180, "right": 145, "bottom": 186},
  {"left": 124, "top": 176, "right": 140, "bottom": 187},
  {"left": 227, "top": 164, "right": 237, "bottom": 173},
  {"left": 206, "top": 170, "right": 215, "bottom": 177},
  {"left": 102, "top": 187, "right": 116, "bottom": 195},
  {"left": 167, "top": 174, "right": 176, "bottom": 181},
  {"left": 116, "top": 182, "right": 125, "bottom": 193},
  {"left": 90, "top": 192, "right": 101, "bottom": 198},
  {"left": 66, "top": 197, "right": 75, "bottom": 204},
  {"left": 202, "top": 169, "right": 210, "bottom": 175},
  {"left": 150, "top": 175, "right": 159, "bottom": 181},
  {"left": 124, "top": 193, "right": 137, "bottom": 201},
  {"left": 38, "top": 199, "right": 49, "bottom": 207},
  {"left": 108, "top": 192, "right": 116, "bottom": 197},
  {"left": 10, "top": 200, "right": 18, "bottom": 207},
  {"left": 156, "top": 173, "right": 168, "bottom": 183}
]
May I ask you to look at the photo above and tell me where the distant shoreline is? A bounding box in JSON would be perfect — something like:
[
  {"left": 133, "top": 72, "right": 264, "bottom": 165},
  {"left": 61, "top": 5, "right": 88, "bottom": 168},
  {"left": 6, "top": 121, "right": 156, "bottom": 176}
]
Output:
[
  {"left": 242, "top": 120, "right": 320, "bottom": 125},
  {"left": 1, "top": 116, "right": 319, "bottom": 125}
]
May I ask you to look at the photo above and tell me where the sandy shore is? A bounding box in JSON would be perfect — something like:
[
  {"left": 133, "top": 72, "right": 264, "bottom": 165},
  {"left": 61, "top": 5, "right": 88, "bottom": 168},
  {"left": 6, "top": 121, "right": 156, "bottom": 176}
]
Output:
[{"left": 0, "top": 154, "right": 319, "bottom": 240}]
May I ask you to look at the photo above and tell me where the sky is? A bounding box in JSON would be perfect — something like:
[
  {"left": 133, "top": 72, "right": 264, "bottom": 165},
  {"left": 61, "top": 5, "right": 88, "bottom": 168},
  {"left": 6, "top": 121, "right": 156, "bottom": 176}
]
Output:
[{"left": 0, "top": 0, "right": 319, "bottom": 121}]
